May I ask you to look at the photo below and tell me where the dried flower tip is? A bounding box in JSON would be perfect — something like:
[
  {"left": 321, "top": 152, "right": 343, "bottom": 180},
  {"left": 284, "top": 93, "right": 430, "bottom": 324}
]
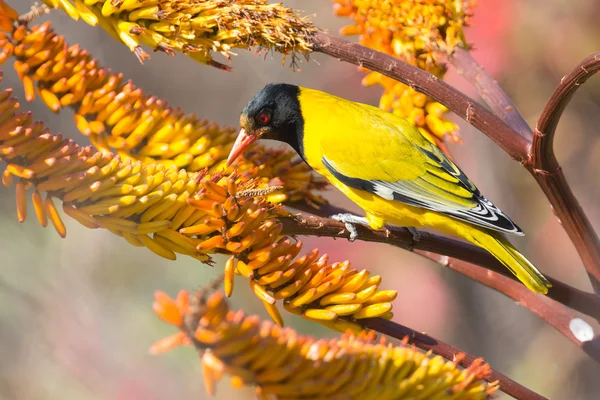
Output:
[
  {"left": 18, "top": 2, "right": 51, "bottom": 25},
  {"left": 335, "top": 0, "right": 475, "bottom": 71},
  {"left": 43, "top": 0, "right": 317, "bottom": 68},
  {"left": 236, "top": 185, "right": 284, "bottom": 199},
  {"left": 183, "top": 178, "right": 397, "bottom": 330}
]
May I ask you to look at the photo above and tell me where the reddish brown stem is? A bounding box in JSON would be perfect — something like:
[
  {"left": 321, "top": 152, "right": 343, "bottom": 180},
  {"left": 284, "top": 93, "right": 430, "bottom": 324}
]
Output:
[
  {"left": 415, "top": 252, "right": 600, "bottom": 363},
  {"left": 183, "top": 281, "right": 547, "bottom": 399},
  {"left": 449, "top": 47, "right": 532, "bottom": 138},
  {"left": 284, "top": 204, "right": 600, "bottom": 321},
  {"left": 533, "top": 52, "right": 600, "bottom": 171},
  {"left": 283, "top": 211, "right": 600, "bottom": 390},
  {"left": 311, "top": 32, "right": 530, "bottom": 161},
  {"left": 451, "top": 46, "right": 600, "bottom": 295},
  {"left": 531, "top": 52, "right": 600, "bottom": 293},
  {"left": 363, "top": 318, "right": 548, "bottom": 400}
]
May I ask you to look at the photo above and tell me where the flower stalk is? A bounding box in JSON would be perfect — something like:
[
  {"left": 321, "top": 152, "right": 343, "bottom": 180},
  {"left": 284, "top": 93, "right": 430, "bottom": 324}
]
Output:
[
  {"left": 42, "top": 0, "right": 316, "bottom": 69},
  {"left": 532, "top": 51, "right": 600, "bottom": 294},
  {"left": 279, "top": 212, "right": 600, "bottom": 322},
  {"left": 151, "top": 285, "right": 499, "bottom": 399}
]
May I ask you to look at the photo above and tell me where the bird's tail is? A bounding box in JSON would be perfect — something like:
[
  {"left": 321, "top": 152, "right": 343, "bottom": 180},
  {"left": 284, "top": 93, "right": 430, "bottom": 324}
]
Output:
[{"left": 470, "top": 230, "right": 552, "bottom": 294}]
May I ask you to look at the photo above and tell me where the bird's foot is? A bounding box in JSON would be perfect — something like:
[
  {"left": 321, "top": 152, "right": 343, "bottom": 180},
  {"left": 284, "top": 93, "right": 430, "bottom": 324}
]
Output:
[
  {"left": 407, "top": 227, "right": 422, "bottom": 243},
  {"left": 330, "top": 213, "right": 369, "bottom": 242}
]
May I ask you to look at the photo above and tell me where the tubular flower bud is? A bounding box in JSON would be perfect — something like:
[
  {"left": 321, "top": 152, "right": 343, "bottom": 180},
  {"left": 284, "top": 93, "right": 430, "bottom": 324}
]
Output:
[
  {"left": 0, "top": 22, "right": 326, "bottom": 203},
  {"left": 0, "top": 1, "right": 17, "bottom": 32},
  {"left": 42, "top": 0, "right": 316, "bottom": 68},
  {"left": 0, "top": 74, "right": 247, "bottom": 260},
  {"left": 184, "top": 178, "right": 397, "bottom": 330},
  {"left": 333, "top": 0, "right": 477, "bottom": 144},
  {"left": 151, "top": 289, "right": 499, "bottom": 399},
  {"left": 0, "top": 74, "right": 393, "bottom": 329}
]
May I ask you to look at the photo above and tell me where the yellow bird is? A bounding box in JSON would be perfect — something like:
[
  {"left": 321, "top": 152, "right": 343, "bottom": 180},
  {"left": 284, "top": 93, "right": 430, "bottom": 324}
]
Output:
[{"left": 227, "top": 84, "right": 551, "bottom": 294}]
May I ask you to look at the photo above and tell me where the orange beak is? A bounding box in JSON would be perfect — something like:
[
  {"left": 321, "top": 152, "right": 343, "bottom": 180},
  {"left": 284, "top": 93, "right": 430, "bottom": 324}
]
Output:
[{"left": 227, "top": 128, "right": 258, "bottom": 166}]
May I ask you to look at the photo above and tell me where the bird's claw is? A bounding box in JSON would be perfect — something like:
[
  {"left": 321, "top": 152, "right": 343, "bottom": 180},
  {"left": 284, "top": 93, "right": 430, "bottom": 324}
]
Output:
[
  {"left": 344, "top": 222, "right": 358, "bottom": 241},
  {"left": 407, "top": 227, "right": 421, "bottom": 243},
  {"left": 330, "top": 213, "right": 368, "bottom": 242}
]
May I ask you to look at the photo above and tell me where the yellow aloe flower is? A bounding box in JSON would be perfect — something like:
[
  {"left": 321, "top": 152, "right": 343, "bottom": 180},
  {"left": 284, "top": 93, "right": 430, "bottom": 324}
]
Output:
[
  {"left": 151, "top": 288, "right": 499, "bottom": 399},
  {"left": 333, "top": 0, "right": 477, "bottom": 144},
  {"left": 1, "top": 21, "right": 327, "bottom": 203},
  {"left": 0, "top": 72, "right": 396, "bottom": 329},
  {"left": 0, "top": 0, "right": 18, "bottom": 32},
  {"left": 184, "top": 177, "right": 397, "bottom": 329},
  {"left": 42, "top": 0, "right": 316, "bottom": 68}
]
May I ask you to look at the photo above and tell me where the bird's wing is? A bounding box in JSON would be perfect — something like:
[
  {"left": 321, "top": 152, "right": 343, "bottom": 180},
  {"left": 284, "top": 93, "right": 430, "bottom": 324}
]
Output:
[{"left": 318, "top": 101, "right": 523, "bottom": 235}]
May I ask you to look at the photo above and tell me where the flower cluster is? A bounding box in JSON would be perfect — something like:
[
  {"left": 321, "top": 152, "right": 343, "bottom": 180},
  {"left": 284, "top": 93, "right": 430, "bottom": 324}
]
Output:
[
  {"left": 151, "top": 288, "right": 498, "bottom": 399},
  {"left": 42, "top": 0, "right": 316, "bottom": 68},
  {"left": 186, "top": 179, "right": 396, "bottom": 329},
  {"left": 335, "top": 0, "right": 475, "bottom": 73},
  {"left": 1, "top": 21, "right": 326, "bottom": 203},
  {"left": 0, "top": 70, "right": 395, "bottom": 329},
  {"left": 333, "top": 0, "right": 477, "bottom": 144}
]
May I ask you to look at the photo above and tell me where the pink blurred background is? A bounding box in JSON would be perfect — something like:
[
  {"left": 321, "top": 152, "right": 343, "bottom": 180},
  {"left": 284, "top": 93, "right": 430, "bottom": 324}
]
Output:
[{"left": 1, "top": 1, "right": 599, "bottom": 398}]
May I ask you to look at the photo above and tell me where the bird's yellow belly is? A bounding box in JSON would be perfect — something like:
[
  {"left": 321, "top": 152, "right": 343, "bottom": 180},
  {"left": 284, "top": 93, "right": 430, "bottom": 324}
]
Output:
[
  {"left": 332, "top": 180, "right": 475, "bottom": 240},
  {"left": 312, "top": 160, "right": 475, "bottom": 240},
  {"left": 318, "top": 167, "right": 431, "bottom": 231},
  {"left": 344, "top": 185, "right": 426, "bottom": 228}
]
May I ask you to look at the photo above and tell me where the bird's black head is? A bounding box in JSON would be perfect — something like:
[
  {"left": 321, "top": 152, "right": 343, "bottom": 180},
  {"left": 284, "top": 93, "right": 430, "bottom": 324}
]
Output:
[{"left": 227, "top": 83, "right": 304, "bottom": 166}]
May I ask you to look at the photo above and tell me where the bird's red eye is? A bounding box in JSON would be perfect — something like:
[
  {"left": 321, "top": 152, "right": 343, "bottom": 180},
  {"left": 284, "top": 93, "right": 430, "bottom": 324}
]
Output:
[{"left": 256, "top": 110, "right": 270, "bottom": 125}]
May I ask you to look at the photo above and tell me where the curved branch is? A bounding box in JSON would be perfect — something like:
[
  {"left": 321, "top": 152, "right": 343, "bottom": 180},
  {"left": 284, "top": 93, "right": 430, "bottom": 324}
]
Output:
[
  {"left": 284, "top": 203, "right": 600, "bottom": 321},
  {"left": 440, "top": 45, "right": 600, "bottom": 295},
  {"left": 448, "top": 47, "right": 532, "bottom": 139},
  {"left": 281, "top": 212, "right": 600, "bottom": 369},
  {"left": 310, "top": 32, "right": 530, "bottom": 162},
  {"left": 530, "top": 170, "right": 600, "bottom": 293},
  {"left": 531, "top": 52, "right": 600, "bottom": 293},
  {"left": 362, "top": 318, "right": 548, "bottom": 400},
  {"left": 533, "top": 52, "right": 600, "bottom": 172},
  {"left": 444, "top": 45, "right": 600, "bottom": 295}
]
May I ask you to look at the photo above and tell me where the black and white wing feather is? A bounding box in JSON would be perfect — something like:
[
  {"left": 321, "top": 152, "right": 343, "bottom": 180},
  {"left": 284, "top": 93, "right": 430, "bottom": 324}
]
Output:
[{"left": 322, "top": 142, "right": 524, "bottom": 236}]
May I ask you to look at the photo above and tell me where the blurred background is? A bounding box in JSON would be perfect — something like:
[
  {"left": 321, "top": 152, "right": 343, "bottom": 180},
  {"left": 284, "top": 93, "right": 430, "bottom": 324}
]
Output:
[{"left": 1, "top": 0, "right": 600, "bottom": 398}]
